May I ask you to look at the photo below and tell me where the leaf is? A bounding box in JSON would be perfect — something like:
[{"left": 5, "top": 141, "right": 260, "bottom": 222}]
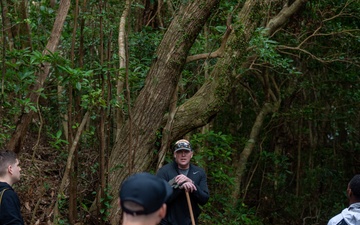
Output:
[
  {"left": 215, "top": 26, "right": 227, "bottom": 33},
  {"left": 76, "top": 82, "right": 82, "bottom": 90}
]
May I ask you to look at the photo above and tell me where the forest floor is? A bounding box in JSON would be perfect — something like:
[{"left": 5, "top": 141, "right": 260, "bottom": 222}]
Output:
[{"left": 16, "top": 132, "right": 98, "bottom": 225}]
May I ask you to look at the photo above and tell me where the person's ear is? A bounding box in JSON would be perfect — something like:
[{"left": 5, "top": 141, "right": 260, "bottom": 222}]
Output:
[
  {"left": 158, "top": 204, "right": 167, "bottom": 219},
  {"left": 347, "top": 188, "right": 352, "bottom": 198},
  {"left": 118, "top": 198, "right": 121, "bottom": 208},
  {"left": 7, "top": 165, "right": 12, "bottom": 174}
]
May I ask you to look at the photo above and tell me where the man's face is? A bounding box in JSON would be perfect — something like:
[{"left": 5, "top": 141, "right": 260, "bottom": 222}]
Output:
[
  {"left": 174, "top": 150, "right": 193, "bottom": 169},
  {"left": 10, "top": 159, "right": 21, "bottom": 184}
]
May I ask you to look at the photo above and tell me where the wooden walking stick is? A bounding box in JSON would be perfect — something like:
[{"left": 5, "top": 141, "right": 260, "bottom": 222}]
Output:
[
  {"left": 185, "top": 191, "right": 196, "bottom": 225},
  {"left": 168, "top": 178, "right": 196, "bottom": 225}
]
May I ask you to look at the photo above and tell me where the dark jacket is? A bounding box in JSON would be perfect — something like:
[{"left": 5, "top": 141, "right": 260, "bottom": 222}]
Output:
[
  {"left": 157, "top": 161, "right": 209, "bottom": 225},
  {"left": 0, "top": 182, "right": 24, "bottom": 225}
]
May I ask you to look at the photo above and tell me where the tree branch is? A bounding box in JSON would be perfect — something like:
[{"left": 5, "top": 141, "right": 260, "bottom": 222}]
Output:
[
  {"left": 186, "top": 25, "right": 232, "bottom": 63},
  {"left": 266, "top": 0, "right": 308, "bottom": 36}
]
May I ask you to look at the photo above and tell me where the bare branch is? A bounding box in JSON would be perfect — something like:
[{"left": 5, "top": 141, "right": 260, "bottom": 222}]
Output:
[
  {"left": 275, "top": 0, "right": 360, "bottom": 67},
  {"left": 266, "top": 0, "right": 308, "bottom": 36},
  {"left": 323, "top": 0, "right": 353, "bottom": 22},
  {"left": 278, "top": 45, "right": 360, "bottom": 67},
  {"left": 186, "top": 25, "right": 233, "bottom": 63}
]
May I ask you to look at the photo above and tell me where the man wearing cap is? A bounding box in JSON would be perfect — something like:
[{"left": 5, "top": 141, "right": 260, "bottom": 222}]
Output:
[
  {"left": 119, "top": 172, "right": 173, "bottom": 225},
  {"left": 157, "top": 139, "right": 209, "bottom": 225}
]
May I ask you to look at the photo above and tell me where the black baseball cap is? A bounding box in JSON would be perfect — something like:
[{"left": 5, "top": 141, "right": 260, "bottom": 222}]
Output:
[
  {"left": 119, "top": 172, "right": 173, "bottom": 215},
  {"left": 173, "top": 139, "right": 192, "bottom": 152}
]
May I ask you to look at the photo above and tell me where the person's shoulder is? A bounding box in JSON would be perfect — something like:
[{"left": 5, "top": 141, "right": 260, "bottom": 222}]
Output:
[
  {"left": 0, "top": 181, "right": 12, "bottom": 190},
  {"left": 1, "top": 188, "right": 19, "bottom": 205},
  {"left": 160, "top": 161, "right": 176, "bottom": 169},
  {"left": 190, "top": 163, "right": 204, "bottom": 170},
  {"left": 1, "top": 188, "right": 17, "bottom": 196},
  {"left": 0, "top": 183, "right": 15, "bottom": 196},
  {"left": 157, "top": 161, "right": 175, "bottom": 173},
  {"left": 327, "top": 212, "right": 344, "bottom": 225}
]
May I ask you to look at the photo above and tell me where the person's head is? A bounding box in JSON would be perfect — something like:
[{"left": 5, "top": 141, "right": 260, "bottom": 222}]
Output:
[
  {"left": 347, "top": 174, "right": 360, "bottom": 204},
  {"left": 0, "top": 150, "right": 21, "bottom": 186},
  {"left": 119, "top": 172, "right": 172, "bottom": 225},
  {"left": 173, "top": 139, "right": 193, "bottom": 170}
]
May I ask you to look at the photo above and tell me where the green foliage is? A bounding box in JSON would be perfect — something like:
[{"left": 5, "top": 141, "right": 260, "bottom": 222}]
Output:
[
  {"left": 0, "top": 0, "right": 359, "bottom": 224},
  {"left": 99, "top": 186, "right": 114, "bottom": 221},
  {"left": 249, "top": 28, "right": 300, "bottom": 75},
  {"left": 191, "top": 131, "right": 263, "bottom": 224},
  {"left": 128, "top": 27, "right": 163, "bottom": 95},
  {"left": 191, "top": 131, "right": 234, "bottom": 183},
  {"left": 260, "top": 150, "right": 292, "bottom": 187},
  {"left": 49, "top": 130, "right": 69, "bottom": 150},
  {"left": 56, "top": 193, "right": 70, "bottom": 225}
]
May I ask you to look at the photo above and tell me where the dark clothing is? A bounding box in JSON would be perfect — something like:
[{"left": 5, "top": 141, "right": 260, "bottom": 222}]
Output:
[
  {"left": 157, "top": 161, "right": 209, "bottom": 225},
  {"left": 0, "top": 182, "right": 24, "bottom": 225}
]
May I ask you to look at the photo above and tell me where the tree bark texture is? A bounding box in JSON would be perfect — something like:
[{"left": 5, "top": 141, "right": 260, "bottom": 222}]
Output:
[
  {"left": 170, "top": 0, "right": 307, "bottom": 140},
  {"left": 107, "top": 0, "right": 220, "bottom": 223},
  {"left": 169, "top": 0, "right": 263, "bottom": 140},
  {"left": 116, "top": 0, "right": 130, "bottom": 138}
]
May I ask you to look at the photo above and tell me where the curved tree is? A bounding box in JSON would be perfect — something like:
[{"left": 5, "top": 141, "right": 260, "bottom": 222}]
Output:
[
  {"left": 106, "top": 0, "right": 221, "bottom": 223},
  {"left": 106, "top": 0, "right": 308, "bottom": 223}
]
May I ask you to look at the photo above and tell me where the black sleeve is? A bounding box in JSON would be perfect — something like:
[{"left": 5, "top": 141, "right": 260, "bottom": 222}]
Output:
[
  {"left": 191, "top": 170, "right": 209, "bottom": 205},
  {"left": 0, "top": 190, "right": 24, "bottom": 225},
  {"left": 156, "top": 165, "right": 183, "bottom": 203}
]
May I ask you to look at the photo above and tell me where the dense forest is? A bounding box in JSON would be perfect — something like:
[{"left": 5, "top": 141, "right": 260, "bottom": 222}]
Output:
[{"left": 1, "top": 0, "right": 359, "bottom": 224}]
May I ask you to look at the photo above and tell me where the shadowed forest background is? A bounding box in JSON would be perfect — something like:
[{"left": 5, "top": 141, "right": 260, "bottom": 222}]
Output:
[{"left": 1, "top": 0, "right": 360, "bottom": 224}]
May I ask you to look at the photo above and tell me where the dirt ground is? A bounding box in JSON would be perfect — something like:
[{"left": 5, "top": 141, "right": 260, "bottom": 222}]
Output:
[{"left": 16, "top": 133, "right": 99, "bottom": 225}]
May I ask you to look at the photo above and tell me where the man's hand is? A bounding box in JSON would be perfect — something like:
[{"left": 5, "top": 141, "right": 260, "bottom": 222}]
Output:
[
  {"left": 175, "top": 174, "right": 197, "bottom": 192},
  {"left": 180, "top": 181, "right": 197, "bottom": 192},
  {"left": 175, "top": 174, "right": 192, "bottom": 185}
]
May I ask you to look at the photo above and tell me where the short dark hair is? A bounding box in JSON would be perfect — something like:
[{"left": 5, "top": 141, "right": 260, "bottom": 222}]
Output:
[
  {"left": 349, "top": 174, "right": 360, "bottom": 199},
  {"left": 0, "top": 150, "right": 18, "bottom": 177}
]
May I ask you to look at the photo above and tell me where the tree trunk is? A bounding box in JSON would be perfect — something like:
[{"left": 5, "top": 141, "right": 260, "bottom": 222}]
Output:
[
  {"left": 233, "top": 102, "right": 280, "bottom": 202},
  {"left": 6, "top": 0, "right": 71, "bottom": 153},
  {"left": 17, "top": 0, "right": 32, "bottom": 49},
  {"left": 1, "top": 0, "right": 14, "bottom": 51},
  {"left": 106, "top": 0, "right": 220, "bottom": 223},
  {"left": 116, "top": 0, "right": 130, "bottom": 138},
  {"left": 53, "top": 111, "right": 90, "bottom": 225},
  {"left": 69, "top": 0, "right": 79, "bottom": 223},
  {"left": 168, "top": 1, "right": 259, "bottom": 140},
  {"left": 157, "top": 81, "right": 178, "bottom": 169},
  {"left": 170, "top": 0, "right": 307, "bottom": 140},
  {"left": 167, "top": 0, "right": 307, "bottom": 206}
]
